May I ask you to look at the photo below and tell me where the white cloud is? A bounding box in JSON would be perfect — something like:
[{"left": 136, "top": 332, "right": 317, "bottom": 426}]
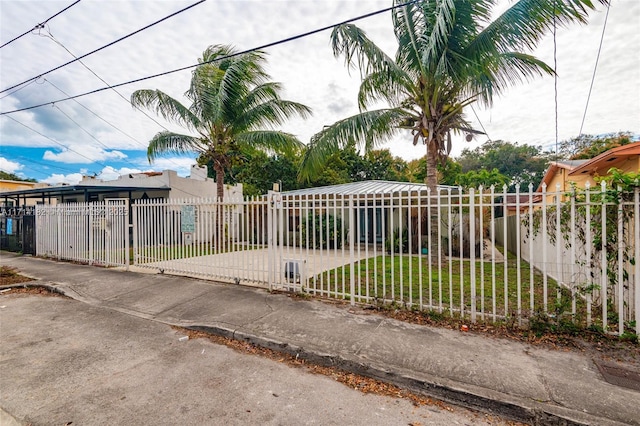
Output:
[
  {"left": 43, "top": 148, "right": 127, "bottom": 164},
  {"left": 146, "top": 157, "right": 196, "bottom": 177},
  {"left": 0, "top": 157, "right": 23, "bottom": 173},
  {"left": 41, "top": 173, "right": 83, "bottom": 185},
  {"left": 96, "top": 166, "right": 146, "bottom": 181}
]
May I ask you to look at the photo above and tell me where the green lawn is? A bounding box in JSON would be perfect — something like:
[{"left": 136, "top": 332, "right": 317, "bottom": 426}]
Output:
[{"left": 308, "top": 254, "right": 587, "bottom": 321}]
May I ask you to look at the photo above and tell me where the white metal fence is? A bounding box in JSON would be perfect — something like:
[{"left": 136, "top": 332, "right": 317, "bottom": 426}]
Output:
[
  {"left": 131, "top": 196, "right": 273, "bottom": 286},
  {"left": 36, "top": 199, "right": 129, "bottom": 268},
  {"left": 33, "top": 184, "right": 637, "bottom": 335}
]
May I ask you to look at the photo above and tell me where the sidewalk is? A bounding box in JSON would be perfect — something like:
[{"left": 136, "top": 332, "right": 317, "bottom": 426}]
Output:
[{"left": 2, "top": 253, "right": 638, "bottom": 425}]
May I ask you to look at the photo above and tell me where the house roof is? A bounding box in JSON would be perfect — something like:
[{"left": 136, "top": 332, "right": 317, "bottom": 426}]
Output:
[
  {"left": 536, "top": 160, "right": 589, "bottom": 191},
  {"left": 281, "top": 180, "right": 458, "bottom": 197},
  {"left": 0, "top": 184, "right": 170, "bottom": 201},
  {"left": 568, "top": 142, "right": 640, "bottom": 176}
]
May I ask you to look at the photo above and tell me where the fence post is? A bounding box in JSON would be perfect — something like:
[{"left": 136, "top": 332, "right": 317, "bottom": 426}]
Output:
[
  {"left": 470, "top": 188, "right": 476, "bottom": 323},
  {"left": 124, "top": 199, "right": 130, "bottom": 271},
  {"left": 635, "top": 187, "right": 639, "bottom": 334},
  {"left": 349, "top": 194, "right": 355, "bottom": 306},
  {"left": 267, "top": 191, "right": 275, "bottom": 291}
]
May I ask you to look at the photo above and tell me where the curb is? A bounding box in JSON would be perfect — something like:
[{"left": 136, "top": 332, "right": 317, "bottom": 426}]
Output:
[{"left": 186, "top": 324, "right": 624, "bottom": 426}]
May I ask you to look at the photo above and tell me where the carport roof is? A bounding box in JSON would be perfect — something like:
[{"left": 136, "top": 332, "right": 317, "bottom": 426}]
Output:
[
  {"left": 1, "top": 184, "right": 169, "bottom": 200},
  {"left": 281, "top": 180, "right": 457, "bottom": 196}
]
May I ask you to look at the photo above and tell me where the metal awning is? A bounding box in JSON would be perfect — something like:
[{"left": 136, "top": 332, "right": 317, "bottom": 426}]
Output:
[
  {"left": 281, "top": 180, "right": 457, "bottom": 197},
  {"left": 1, "top": 184, "right": 170, "bottom": 203}
]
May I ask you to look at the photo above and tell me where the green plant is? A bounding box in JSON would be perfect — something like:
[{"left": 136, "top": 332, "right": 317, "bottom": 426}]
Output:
[
  {"left": 384, "top": 227, "right": 409, "bottom": 254},
  {"left": 300, "top": 213, "right": 343, "bottom": 249}
]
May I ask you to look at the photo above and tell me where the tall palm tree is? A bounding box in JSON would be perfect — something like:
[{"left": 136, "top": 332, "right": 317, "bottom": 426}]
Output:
[
  {"left": 300, "top": 0, "right": 606, "bottom": 190},
  {"left": 132, "top": 44, "right": 312, "bottom": 201}
]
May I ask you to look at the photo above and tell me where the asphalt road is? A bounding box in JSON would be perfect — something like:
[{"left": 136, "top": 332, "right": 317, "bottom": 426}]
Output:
[{"left": 0, "top": 293, "right": 515, "bottom": 425}]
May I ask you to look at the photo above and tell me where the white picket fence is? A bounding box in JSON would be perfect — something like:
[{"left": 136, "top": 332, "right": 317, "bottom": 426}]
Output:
[
  {"left": 36, "top": 199, "right": 129, "bottom": 268},
  {"left": 129, "top": 184, "right": 639, "bottom": 335}
]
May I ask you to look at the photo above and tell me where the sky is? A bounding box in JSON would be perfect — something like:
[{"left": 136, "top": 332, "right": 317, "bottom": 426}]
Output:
[{"left": 0, "top": 0, "right": 638, "bottom": 185}]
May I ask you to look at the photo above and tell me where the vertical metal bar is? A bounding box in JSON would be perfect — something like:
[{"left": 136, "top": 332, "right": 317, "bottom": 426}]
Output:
[
  {"left": 528, "top": 184, "right": 534, "bottom": 314},
  {"left": 349, "top": 194, "right": 355, "bottom": 306},
  {"left": 459, "top": 187, "right": 464, "bottom": 317},
  {"left": 433, "top": 187, "right": 439, "bottom": 313},
  {"left": 267, "top": 191, "right": 274, "bottom": 291},
  {"left": 399, "top": 191, "right": 404, "bottom": 304},
  {"left": 418, "top": 190, "right": 423, "bottom": 310},
  {"left": 503, "top": 185, "right": 509, "bottom": 318},
  {"left": 617, "top": 186, "right": 624, "bottom": 336},
  {"left": 407, "top": 192, "right": 412, "bottom": 307},
  {"left": 470, "top": 188, "right": 476, "bottom": 323},
  {"left": 516, "top": 185, "right": 522, "bottom": 324},
  {"left": 333, "top": 195, "right": 338, "bottom": 297},
  {"left": 634, "top": 187, "right": 640, "bottom": 335},
  {"left": 601, "top": 181, "right": 608, "bottom": 332},
  {"left": 491, "top": 185, "right": 496, "bottom": 321},
  {"left": 479, "top": 186, "right": 485, "bottom": 320},
  {"left": 542, "top": 184, "right": 548, "bottom": 314},
  {"left": 570, "top": 186, "right": 577, "bottom": 316},
  {"left": 373, "top": 193, "right": 378, "bottom": 300},
  {"left": 556, "top": 184, "right": 562, "bottom": 305},
  {"left": 448, "top": 188, "right": 453, "bottom": 314},
  {"left": 585, "top": 183, "right": 592, "bottom": 326}
]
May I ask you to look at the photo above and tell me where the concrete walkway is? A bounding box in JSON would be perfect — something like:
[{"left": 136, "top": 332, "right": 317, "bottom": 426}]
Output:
[{"left": 2, "top": 253, "right": 638, "bottom": 425}]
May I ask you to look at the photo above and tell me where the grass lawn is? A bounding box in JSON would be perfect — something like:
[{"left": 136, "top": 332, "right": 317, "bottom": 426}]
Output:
[{"left": 309, "top": 254, "right": 588, "bottom": 322}]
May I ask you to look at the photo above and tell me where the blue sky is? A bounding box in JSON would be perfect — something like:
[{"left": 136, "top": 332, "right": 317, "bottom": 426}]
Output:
[{"left": 1, "top": 0, "right": 638, "bottom": 184}]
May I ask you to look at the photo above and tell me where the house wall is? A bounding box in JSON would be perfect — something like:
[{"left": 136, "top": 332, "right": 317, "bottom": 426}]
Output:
[{"left": 78, "top": 167, "right": 242, "bottom": 201}]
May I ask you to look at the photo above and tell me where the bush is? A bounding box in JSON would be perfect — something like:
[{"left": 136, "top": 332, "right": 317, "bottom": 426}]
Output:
[{"left": 300, "top": 213, "right": 343, "bottom": 249}]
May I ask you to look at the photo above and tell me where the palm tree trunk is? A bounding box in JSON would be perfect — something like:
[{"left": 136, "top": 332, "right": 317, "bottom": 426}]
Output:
[
  {"left": 213, "top": 162, "right": 226, "bottom": 250},
  {"left": 425, "top": 144, "right": 441, "bottom": 265}
]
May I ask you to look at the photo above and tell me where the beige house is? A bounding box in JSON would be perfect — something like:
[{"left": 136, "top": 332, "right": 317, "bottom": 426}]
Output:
[{"left": 537, "top": 142, "right": 640, "bottom": 202}]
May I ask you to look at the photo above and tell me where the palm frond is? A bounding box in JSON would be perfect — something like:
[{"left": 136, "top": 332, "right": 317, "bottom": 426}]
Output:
[
  {"left": 299, "top": 109, "right": 407, "bottom": 181},
  {"left": 146, "top": 132, "right": 203, "bottom": 162},
  {"left": 330, "top": 24, "right": 400, "bottom": 81},
  {"left": 234, "top": 130, "right": 304, "bottom": 157},
  {"left": 131, "top": 90, "right": 201, "bottom": 130}
]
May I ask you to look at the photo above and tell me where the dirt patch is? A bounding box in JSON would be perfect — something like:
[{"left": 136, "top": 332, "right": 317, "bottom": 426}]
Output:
[{"left": 0, "top": 266, "right": 34, "bottom": 286}]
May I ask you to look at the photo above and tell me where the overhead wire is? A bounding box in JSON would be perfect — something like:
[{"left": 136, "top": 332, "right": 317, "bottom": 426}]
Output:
[
  {"left": 3, "top": 115, "right": 111, "bottom": 168},
  {"left": 38, "top": 27, "right": 174, "bottom": 136},
  {"left": 578, "top": 1, "right": 611, "bottom": 137},
  {"left": 44, "top": 78, "right": 143, "bottom": 148},
  {"left": 0, "top": 0, "right": 81, "bottom": 49},
  {"left": 470, "top": 106, "right": 492, "bottom": 142},
  {"left": 0, "top": 0, "right": 206, "bottom": 94},
  {"left": 1, "top": 0, "right": 421, "bottom": 115},
  {"left": 38, "top": 29, "right": 201, "bottom": 174}
]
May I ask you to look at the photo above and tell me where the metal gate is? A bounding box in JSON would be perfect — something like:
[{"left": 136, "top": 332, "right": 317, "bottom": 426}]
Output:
[
  {"left": 0, "top": 206, "right": 36, "bottom": 255},
  {"left": 36, "top": 199, "right": 129, "bottom": 268}
]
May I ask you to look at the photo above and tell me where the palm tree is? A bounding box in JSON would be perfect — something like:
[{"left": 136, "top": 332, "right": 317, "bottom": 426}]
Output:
[
  {"left": 132, "top": 44, "right": 312, "bottom": 201},
  {"left": 300, "top": 0, "right": 605, "bottom": 190}
]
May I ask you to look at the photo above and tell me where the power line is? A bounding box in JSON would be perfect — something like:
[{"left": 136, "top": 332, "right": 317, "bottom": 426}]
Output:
[
  {"left": 3, "top": 115, "right": 111, "bottom": 168},
  {"left": 44, "top": 78, "right": 144, "bottom": 148},
  {"left": 0, "top": 0, "right": 81, "bottom": 49},
  {"left": 0, "top": 0, "right": 206, "bottom": 94},
  {"left": 40, "top": 34, "right": 199, "bottom": 173},
  {"left": 470, "top": 106, "right": 491, "bottom": 142},
  {"left": 39, "top": 28, "right": 175, "bottom": 136},
  {"left": 578, "top": 2, "right": 611, "bottom": 137},
  {"left": 1, "top": 0, "right": 420, "bottom": 115}
]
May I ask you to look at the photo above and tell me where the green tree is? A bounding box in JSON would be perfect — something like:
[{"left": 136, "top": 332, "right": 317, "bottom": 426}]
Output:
[
  {"left": 0, "top": 171, "right": 36, "bottom": 182},
  {"left": 458, "top": 140, "right": 550, "bottom": 190},
  {"left": 300, "top": 0, "right": 603, "bottom": 190},
  {"left": 131, "top": 44, "right": 311, "bottom": 201},
  {"left": 352, "top": 149, "right": 409, "bottom": 182},
  {"left": 455, "top": 168, "right": 509, "bottom": 189},
  {"left": 558, "top": 132, "right": 635, "bottom": 160}
]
